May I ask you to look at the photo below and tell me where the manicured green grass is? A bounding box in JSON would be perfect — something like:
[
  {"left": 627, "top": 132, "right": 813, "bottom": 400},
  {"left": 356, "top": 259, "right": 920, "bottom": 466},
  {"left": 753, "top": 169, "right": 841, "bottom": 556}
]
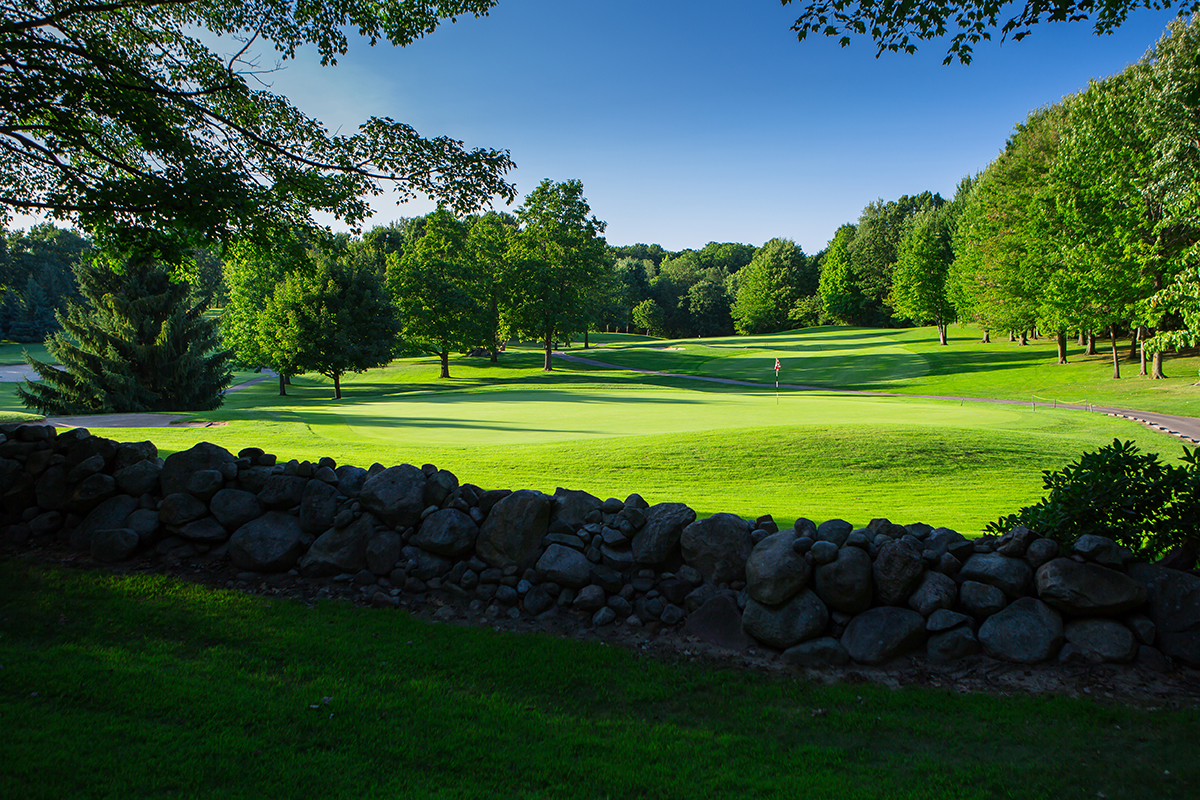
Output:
[
  {"left": 2, "top": 561, "right": 1196, "bottom": 800},
  {"left": 0, "top": 340, "right": 51, "bottom": 365},
  {"left": 582, "top": 326, "right": 1200, "bottom": 417}
]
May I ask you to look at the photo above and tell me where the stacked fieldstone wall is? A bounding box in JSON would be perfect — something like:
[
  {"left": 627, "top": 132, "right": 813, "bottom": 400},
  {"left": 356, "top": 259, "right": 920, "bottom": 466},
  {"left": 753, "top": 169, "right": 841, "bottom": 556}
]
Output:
[{"left": 2, "top": 423, "right": 1198, "bottom": 670}]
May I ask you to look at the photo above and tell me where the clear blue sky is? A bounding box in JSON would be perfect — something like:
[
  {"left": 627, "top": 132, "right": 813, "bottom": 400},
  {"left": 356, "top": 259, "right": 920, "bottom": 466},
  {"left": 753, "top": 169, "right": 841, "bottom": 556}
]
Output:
[{"left": 29, "top": 2, "right": 1188, "bottom": 255}]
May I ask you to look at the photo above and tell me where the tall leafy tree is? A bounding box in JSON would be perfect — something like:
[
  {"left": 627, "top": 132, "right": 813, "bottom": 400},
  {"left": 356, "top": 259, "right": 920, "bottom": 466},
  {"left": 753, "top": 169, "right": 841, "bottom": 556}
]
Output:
[
  {"left": 731, "top": 238, "right": 816, "bottom": 334},
  {"left": 0, "top": 0, "right": 515, "bottom": 259},
  {"left": 18, "top": 256, "right": 231, "bottom": 414},
  {"left": 259, "top": 257, "right": 399, "bottom": 399},
  {"left": 817, "top": 224, "right": 865, "bottom": 324},
  {"left": 221, "top": 230, "right": 313, "bottom": 395},
  {"left": 387, "top": 207, "right": 483, "bottom": 378},
  {"left": 468, "top": 211, "right": 517, "bottom": 362},
  {"left": 0, "top": 223, "right": 88, "bottom": 342},
  {"left": 891, "top": 205, "right": 957, "bottom": 344},
  {"left": 506, "top": 179, "right": 608, "bottom": 371}
]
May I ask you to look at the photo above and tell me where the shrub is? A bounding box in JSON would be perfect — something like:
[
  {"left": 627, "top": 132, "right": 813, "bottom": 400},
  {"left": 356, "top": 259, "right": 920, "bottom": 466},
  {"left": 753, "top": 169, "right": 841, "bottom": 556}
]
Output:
[{"left": 989, "top": 439, "right": 1200, "bottom": 560}]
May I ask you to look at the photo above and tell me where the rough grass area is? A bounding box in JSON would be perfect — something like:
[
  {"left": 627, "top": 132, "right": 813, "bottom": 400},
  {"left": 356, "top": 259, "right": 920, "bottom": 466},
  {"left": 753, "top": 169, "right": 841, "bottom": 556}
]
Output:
[{"left": 2, "top": 561, "right": 1197, "bottom": 800}]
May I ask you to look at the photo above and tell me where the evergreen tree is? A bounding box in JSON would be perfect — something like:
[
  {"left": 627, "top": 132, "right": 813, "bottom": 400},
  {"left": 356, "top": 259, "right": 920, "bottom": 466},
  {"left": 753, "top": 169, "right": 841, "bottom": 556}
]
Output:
[{"left": 18, "top": 257, "right": 232, "bottom": 414}]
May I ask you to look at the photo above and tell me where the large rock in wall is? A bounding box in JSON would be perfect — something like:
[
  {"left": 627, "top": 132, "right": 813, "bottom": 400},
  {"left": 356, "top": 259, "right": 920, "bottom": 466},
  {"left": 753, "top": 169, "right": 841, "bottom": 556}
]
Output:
[{"left": 2, "top": 424, "right": 1197, "bottom": 673}]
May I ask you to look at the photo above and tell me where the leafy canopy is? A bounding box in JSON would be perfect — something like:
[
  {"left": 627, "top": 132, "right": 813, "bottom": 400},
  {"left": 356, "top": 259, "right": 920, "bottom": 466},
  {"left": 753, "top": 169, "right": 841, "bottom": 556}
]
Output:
[
  {"left": 0, "top": 0, "right": 515, "bottom": 258},
  {"left": 782, "top": 0, "right": 1200, "bottom": 64}
]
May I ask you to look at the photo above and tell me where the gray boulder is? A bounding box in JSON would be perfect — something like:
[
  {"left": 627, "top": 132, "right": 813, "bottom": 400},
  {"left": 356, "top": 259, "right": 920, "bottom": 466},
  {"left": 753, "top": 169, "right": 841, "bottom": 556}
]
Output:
[
  {"left": 91, "top": 528, "right": 139, "bottom": 562},
  {"left": 927, "top": 609, "right": 973, "bottom": 633},
  {"left": 813, "top": 544, "right": 873, "bottom": 615},
  {"left": 425, "top": 469, "right": 459, "bottom": 508},
  {"left": 229, "top": 512, "right": 304, "bottom": 572},
  {"left": 183, "top": 469, "right": 225, "bottom": 503},
  {"left": 258, "top": 474, "right": 307, "bottom": 509},
  {"left": 536, "top": 544, "right": 592, "bottom": 588},
  {"left": 476, "top": 490, "right": 552, "bottom": 569},
  {"left": 927, "top": 627, "right": 979, "bottom": 663},
  {"left": 741, "top": 589, "right": 829, "bottom": 649},
  {"left": 978, "top": 597, "right": 1063, "bottom": 664},
  {"left": 299, "top": 479, "right": 339, "bottom": 534},
  {"left": 158, "top": 492, "right": 208, "bottom": 527},
  {"left": 1024, "top": 538, "right": 1059, "bottom": 569},
  {"left": 1127, "top": 563, "right": 1200, "bottom": 667},
  {"left": 745, "top": 530, "right": 809, "bottom": 606},
  {"left": 908, "top": 570, "right": 957, "bottom": 617},
  {"left": 1035, "top": 557, "right": 1146, "bottom": 616},
  {"left": 959, "top": 580, "right": 1007, "bottom": 619},
  {"left": 70, "top": 494, "right": 139, "bottom": 549},
  {"left": 413, "top": 508, "right": 479, "bottom": 557},
  {"left": 69, "top": 473, "right": 117, "bottom": 513},
  {"left": 34, "top": 465, "right": 69, "bottom": 512},
  {"left": 958, "top": 552, "right": 1033, "bottom": 598},
  {"left": 366, "top": 530, "right": 402, "bottom": 575},
  {"left": 161, "top": 442, "right": 236, "bottom": 496},
  {"left": 782, "top": 637, "right": 850, "bottom": 667},
  {"left": 842, "top": 607, "right": 926, "bottom": 665},
  {"left": 631, "top": 502, "right": 696, "bottom": 565},
  {"left": 873, "top": 539, "right": 925, "bottom": 605},
  {"left": 815, "top": 518, "right": 852, "bottom": 548},
  {"left": 335, "top": 465, "right": 368, "bottom": 496},
  {"left": 551, "top": 487, "right": 602, "bottom": 531},
  {"left": 179, "top": 517, "right": 229, "bottom": 543},
  {"left": 300, "top": 515, "right": 372, "bottom": 577},
  {"left": 684, "top": 594, "right": 749, "bottom": 650},
  {"left": 402, "top": 545, "right": 452, "bottom": 580},
  {"left": 359, "top": 464, "right": 426, "bottom": 528},
  {"left": 114, "top": 459, "right": 161, "bottom": 497},
  {"left": 126, "top": 508, "right": 160, "bottom": 546},
  {"left": 1064, "top": 618, "right": 1137, "bottom": 664},
  {"left": 1073, "top": 534, "right": 1125, "bottom": 567},
  {"left": 210, "top": 489, "right": 263, "bottom": 531},
  {"left": 680, "top": 513, "right": 753, "bottom": 585},
  {"left": 996, "top": 524, "right": 1036, "bottom": 557}
]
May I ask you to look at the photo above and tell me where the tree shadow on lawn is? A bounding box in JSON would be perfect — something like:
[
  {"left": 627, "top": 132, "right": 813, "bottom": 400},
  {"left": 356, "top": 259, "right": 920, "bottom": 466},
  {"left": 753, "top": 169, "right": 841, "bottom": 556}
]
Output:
[{"left": 297, "top": 411, "right": 611, "bottom": 436}]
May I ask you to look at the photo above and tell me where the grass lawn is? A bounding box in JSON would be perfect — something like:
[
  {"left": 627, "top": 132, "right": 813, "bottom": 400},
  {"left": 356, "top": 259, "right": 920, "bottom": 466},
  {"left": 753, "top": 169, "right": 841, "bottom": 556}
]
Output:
[
  {"left": 0, "top": 340, "right": 51, "bottom": 365},
  {"left": 2, "top": 561, "right": 1196, "bottom": 800},
  {"left": 579, "top": 326, "right": 1200, "bottom": 417}
]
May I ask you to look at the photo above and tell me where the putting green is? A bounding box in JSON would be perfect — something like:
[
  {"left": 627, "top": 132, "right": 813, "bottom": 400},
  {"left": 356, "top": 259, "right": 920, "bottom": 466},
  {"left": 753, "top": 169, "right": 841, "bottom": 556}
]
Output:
[{"left": 240, "top": 384, "right": 1113, "bottom": 449}]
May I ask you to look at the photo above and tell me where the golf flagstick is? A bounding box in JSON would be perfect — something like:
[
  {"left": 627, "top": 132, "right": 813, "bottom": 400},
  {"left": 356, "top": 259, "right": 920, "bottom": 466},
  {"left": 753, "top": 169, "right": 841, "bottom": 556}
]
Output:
[{"left": 774, "top": 358, "right": 780, "bottom": 404}]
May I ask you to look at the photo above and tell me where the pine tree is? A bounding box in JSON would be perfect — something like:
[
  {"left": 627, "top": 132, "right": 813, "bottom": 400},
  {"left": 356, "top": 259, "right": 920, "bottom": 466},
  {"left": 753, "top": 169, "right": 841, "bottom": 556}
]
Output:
[{"left": 18, "top": 257, "right": 232, "bottom": 415}]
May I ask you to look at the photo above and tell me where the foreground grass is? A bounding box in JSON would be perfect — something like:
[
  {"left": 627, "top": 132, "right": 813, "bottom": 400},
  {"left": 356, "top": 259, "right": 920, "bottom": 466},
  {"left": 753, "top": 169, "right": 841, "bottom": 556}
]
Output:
[
  {"left": 1, "top": 561, "right": 1196, "bottom": 800},
  {"left": 581, "top": 327, "right": 1200, "bottom": 417}
]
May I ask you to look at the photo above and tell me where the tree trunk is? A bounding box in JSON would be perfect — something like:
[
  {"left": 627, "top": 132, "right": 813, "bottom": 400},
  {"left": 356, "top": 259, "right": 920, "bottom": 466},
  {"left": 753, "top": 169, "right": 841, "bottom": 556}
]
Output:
[
  {"left": 284, "top": 374, "right": 292, "bottom": 385},
  {"left": 1152, "top": 350, "right": 1167, "bottom": 379},
  {"left": 543, "top": 335, "right": 553, "bottom": 371},
  {"left": 1056, "top": 329, "right": 1067, "bottom": 364},
  {"left": 278, "top": 373, "right": 287, "bottom": 396},
  {"left": 1086, "top": 333, "right": 1096, "bottom": 355},
  {"left": 1138, "top": 327, "right": 1147, "bottom": 376},
  {"left": 439, "top": 348, "right": 450, "bottom": 379},
  {"left": 1019, "top": 330, "right": 1028, "bottom": 346},
  {"left": 333, "top": 373, "right": 341, "bottom": 399},
  {"left": 982, "top": 329, "right": 991, "bottom": 343},
  {"left": 584, "top": 329, "right": 589, "bottom": 349},
  {"left": 1078, "top": 330, "right": 1086, "bottom": 346},
  {"left": 489, "top": 346, "right": 498, "bottom": 364},
  {"left": 937, "top": 322, "right": 947, "bottom": 346},
  {"left": 1110, "top": 325, "right": 1121, "bottom": 379},
  {"left": 1129, "top": 330, "right": 1139, "bottom": 362},
  {"left": 1008, "top": 330, "right": 1015, "bottom": 342}
]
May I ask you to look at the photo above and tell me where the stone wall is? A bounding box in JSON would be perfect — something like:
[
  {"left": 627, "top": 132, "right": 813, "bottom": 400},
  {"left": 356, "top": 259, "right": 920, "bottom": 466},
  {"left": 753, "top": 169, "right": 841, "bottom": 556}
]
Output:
[{"left": 2, "top": 423, "right": 1198, "bottom": 670}]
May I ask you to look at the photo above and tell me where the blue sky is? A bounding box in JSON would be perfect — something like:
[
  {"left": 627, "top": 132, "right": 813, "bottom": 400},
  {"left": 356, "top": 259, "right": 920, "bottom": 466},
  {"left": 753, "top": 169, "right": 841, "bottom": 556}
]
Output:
[{"left": 25, "top": 2, "right": 1185, "bottom": 254}]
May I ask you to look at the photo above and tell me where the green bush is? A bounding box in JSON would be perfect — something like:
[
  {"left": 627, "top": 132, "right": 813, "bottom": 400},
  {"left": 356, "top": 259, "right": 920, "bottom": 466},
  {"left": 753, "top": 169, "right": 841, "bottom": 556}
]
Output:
[{"left": 989, "top": 438, "right": 1199, "bottom": 560}]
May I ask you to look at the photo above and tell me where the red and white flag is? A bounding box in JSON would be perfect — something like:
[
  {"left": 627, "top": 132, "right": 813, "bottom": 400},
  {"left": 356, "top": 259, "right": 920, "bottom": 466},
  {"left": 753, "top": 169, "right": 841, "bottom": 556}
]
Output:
[{"left": 774, "top": 358, "right": 781, "bottom": 373}]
